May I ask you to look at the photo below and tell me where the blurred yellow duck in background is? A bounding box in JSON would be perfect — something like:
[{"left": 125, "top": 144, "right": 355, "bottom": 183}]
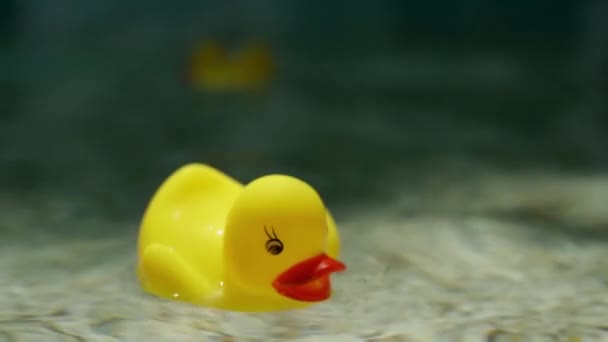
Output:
[
  {"left": 186, "top": 40, "right": 275, "bottom": 93},
  {"left": 137, "top": 163, "right": 346, "bottom": 312}
]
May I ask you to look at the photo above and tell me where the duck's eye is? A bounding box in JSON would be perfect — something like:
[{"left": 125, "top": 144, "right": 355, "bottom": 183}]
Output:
[
  {"left": 265, "top": 238, "right": 284, "bottom": 255},
  {"left": 264, "top": 226, "right": 284, "bottom": 255}
]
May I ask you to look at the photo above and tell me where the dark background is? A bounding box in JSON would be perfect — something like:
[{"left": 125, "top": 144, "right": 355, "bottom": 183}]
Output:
[{"left": 0, "top": 0, "right": 606, "bottom": 218}]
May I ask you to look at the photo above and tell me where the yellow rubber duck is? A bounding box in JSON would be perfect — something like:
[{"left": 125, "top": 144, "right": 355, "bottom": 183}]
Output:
[
  {"left": 186, "top": 40, "right": 275, "bottom": 93},
  {"left": 137, "top": 163, "right": 346, "bottom": 312}
]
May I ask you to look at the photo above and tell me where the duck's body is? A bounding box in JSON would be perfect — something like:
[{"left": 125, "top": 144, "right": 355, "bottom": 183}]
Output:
[{"left": 137, "top": 164, "right": 344, "bottom": 312}]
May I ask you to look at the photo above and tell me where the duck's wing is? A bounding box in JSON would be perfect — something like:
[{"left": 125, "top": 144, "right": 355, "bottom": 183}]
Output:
[{"left": 138, "top": 243, "right": 211, "bottom": 302}]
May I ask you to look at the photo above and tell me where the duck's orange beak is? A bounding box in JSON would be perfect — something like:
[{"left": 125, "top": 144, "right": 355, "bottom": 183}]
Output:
[{"left": 272, "top": 254, "right": 346, "bottom": 302}]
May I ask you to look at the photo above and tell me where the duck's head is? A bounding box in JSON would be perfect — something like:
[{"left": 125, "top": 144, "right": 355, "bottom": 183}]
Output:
[{"left": 224, "top": 174, "right": 346, "bottom": 303}]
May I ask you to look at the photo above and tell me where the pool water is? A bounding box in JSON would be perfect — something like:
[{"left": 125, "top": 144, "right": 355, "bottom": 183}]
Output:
[{"left": 2, "top": 162, "right": 608, "bottom": 341}]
